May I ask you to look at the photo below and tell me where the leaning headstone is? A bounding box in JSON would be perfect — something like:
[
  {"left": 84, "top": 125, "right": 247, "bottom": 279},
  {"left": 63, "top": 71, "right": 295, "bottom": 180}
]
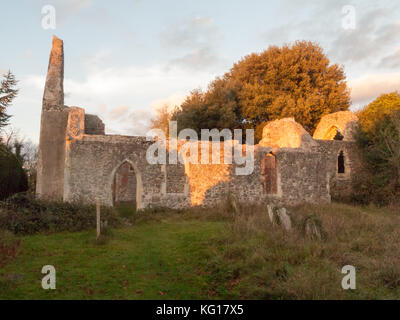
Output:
[
  {"left": 301, "top": 215, "right": 326, "bottom": 241},
  {"left": 267, "top": 205, "right": 274, "bottom": 222},
  {"left": 277, "top": 207, "right": 292, "bottom": 231},
  {"left": 267, "top": 205, "right": 292, "bottom": 231}
]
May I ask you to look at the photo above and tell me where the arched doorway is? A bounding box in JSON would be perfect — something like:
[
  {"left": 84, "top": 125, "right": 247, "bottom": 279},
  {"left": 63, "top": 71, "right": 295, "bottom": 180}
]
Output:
[
  {"left": 261, "top": 153, "right": 278, "bottom": 194},
  {"left": 111, "top": 160, "right": 142, "bottom": 209}
]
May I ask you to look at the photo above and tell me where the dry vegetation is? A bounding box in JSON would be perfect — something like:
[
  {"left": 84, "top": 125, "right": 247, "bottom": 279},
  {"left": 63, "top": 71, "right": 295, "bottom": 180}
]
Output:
[
  {"left": 115, "top": 200, "right": 400, "bottom": 299},
  {"left": 1, "top": 199, "right": 400, "bottom": 299},
  {"left": 210, "top": 201, "right": 400, "bottom": 299}
]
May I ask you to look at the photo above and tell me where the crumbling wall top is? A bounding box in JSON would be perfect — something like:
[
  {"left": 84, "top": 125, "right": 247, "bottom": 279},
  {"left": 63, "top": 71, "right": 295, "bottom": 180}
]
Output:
[
  {"left": 313, "top": 111, "right": 358, "bottom": 141},
  {"left": 259, "top": 117, "right": 317, "bottom": 149},
  {"left": 43, "top": 36, "right": 64, "bottom": 110}
]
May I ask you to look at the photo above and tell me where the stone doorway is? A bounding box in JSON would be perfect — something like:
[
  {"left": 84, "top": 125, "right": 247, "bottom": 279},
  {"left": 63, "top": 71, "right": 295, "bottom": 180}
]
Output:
[
  {"left": 261, "top": 153, "right": 278, "bottom": 194},
  {"left": 112, "top": 161, "right": 138, "bottom": 207}
]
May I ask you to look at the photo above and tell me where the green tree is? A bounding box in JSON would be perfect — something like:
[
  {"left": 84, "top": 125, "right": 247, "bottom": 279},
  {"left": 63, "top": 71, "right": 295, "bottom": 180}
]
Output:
[
  {"left": 0, "top": 71, "right": 18, "bottom": 134},
  {"left": 172, "top": 41, "right": 350, "bottom": 142},
  {"left": 172, "top": 77, "right": 242, "bottom": 136},
  {"left": 353, "top": 93, "right": 400, "bottom": 205},
  {"left": 357, "top": 92, "right": 400, "bottom": 139},
  {"left": 0, "top": 144, "right": 28, "bottom": 200}
]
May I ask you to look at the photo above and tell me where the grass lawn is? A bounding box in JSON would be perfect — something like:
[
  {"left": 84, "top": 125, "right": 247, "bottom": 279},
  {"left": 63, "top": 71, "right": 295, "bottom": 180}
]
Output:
[
  {"left": 0, "top": 215, "right": 229, "bottom": 299},
  {"left": 1, "top": 202, "right": 400, "bottom": 300}
]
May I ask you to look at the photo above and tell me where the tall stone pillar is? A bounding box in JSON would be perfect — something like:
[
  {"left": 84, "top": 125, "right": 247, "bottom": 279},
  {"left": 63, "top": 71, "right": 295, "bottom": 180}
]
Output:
[{"left": 36, "top": 36, "right": 69, "bottom": 200}]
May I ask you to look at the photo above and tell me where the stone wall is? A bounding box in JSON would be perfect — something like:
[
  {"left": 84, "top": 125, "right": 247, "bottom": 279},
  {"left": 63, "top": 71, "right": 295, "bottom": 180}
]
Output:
[
  {"left": 84, "top": 114, "right": 105, "bottom": 135},
  {"left": 36, "top": 106, "right": 69, "bottom": 200},
  {"left": 225, "top": 147, "right": 331, "bottom": 207},
  {"left": 170, "top": 143, "right": 331, "bottom": 208},
  {"left": 64, "top": 136, "right": 332, "bottom": 209},
  {"left": 64, "top": 135, "right": 191, "bottom": 209},
  {"left": 312, "top": 140, "right": 360, "bottom": 199},
  {"left": 64, "top": 135, "right": 159, "bottom": 208}
]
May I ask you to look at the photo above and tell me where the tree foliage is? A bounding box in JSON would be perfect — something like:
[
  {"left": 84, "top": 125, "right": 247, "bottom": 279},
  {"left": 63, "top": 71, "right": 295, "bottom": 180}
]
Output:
[
  {"left": 0, "top": 71, "right": 18, "bottom": 133},
  {"left": 357, "top": 92, "right": 400, "bottom": 139},
  {"left": 2, "top": 128, "right": 38, "bottom": 193},
  {"left": 172, "top": 77, "right": 242, "bottom": 135},
  {"left": 353, "top": 93, "right": 400, "bottom": 205},
  {"left": 0, "top": 71, "right": 30, "bottom": 199},
  {"left": 171, "top": 41, "right": 350, "bottom": 141},
  {"left": 0, "top": 144, "right": 28, "bottom": 200},
  {"left": 150, "top": 105, "right": 174, "bottom": 137}
]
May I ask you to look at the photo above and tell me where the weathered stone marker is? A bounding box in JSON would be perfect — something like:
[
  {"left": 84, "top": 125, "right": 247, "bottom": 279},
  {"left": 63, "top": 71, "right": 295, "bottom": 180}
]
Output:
[
  {"left": 96, "top": 200, "right": 101, "bottom": 240},
  {"left": 267, "top": 205, "right": 292, "bottom": 231}
]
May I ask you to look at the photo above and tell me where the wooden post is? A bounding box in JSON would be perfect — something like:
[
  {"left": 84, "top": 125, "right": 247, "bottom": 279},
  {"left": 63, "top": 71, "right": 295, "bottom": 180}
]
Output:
[{"left": 96, "top": 200, "right": 101, "bottom": 240}]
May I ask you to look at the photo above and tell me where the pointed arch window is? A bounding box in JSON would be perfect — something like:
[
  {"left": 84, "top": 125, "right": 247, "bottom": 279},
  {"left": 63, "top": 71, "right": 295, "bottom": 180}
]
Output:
[{"left": 338, "top": 151, "right": 345, "bottom": 174}]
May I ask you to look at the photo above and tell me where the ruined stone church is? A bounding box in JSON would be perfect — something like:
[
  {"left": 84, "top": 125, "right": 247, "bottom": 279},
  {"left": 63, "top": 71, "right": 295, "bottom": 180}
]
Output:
[{"left": 36, "top": 36, "right": 360, "bottom": 209}]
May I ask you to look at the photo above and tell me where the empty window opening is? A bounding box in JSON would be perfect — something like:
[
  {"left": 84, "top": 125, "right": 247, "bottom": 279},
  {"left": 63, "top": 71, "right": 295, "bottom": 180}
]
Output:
[{"left": 338, "top": 151, "right": 345, "bottom": 174}]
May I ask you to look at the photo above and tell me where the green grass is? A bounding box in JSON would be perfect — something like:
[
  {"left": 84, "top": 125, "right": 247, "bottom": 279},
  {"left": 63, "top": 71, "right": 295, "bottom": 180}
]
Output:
[
  {"left": 114, "top": 203, "right": 136, "bottom": 218},
  {"left": 1, "top": 202, "right": 400, "bottom": 300},
  {"left": 0, "top": 214, "right": 229, "bottom": 299}
]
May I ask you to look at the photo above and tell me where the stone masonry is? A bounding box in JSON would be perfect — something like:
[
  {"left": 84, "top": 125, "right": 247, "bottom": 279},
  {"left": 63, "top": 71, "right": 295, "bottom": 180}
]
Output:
[{"left": 36, "top": 37, "right": 361, "bottom": 209}]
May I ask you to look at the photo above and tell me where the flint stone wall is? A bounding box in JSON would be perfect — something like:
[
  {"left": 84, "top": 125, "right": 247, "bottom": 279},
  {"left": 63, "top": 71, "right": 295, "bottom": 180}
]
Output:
[
  {"left": 312, "top": 140, "right": 360, "bottom": 199},
  {"left": 84, "top": 114, "right": 105, "bottom": 135},
  {"left": 64, "top": 136, "right": 332, "bottom": 209},
  {"left": 64, "top": 135, "right": 190, "bottom": 209},
  {"left": 225, "top": 148, "right": 330, "bottom": 207}
]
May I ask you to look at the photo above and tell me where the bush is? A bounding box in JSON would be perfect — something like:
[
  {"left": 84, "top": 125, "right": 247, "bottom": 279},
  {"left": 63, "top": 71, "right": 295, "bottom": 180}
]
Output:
[
  {"left": 0, "top": 145, "right": 28, "bottom": 200},
  {"left": 0, "top": 193, "right": 121, "bottom": 235}
]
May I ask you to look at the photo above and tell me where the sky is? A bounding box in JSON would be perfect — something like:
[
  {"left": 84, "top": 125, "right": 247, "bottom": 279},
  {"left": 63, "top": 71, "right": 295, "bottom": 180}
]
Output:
[{"left": 0, "top": 0, "right": 399, "bottom": 143}]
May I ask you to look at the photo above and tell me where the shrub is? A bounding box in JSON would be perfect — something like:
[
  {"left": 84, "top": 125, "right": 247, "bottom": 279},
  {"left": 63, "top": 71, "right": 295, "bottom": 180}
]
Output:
[
  {"left": 0, "top": 145, "right": 28, "bottom": 200},
  {"left": 0, "top": 193, "right": 121, "bottom": 235}
]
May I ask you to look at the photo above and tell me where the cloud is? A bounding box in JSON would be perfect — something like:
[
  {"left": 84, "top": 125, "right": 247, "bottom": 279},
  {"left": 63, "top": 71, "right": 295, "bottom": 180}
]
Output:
[
  {"left": 108, "top": 105, "right": 129, "bottom": 120},
  {"left": 263, "top": 1, "right": 400, "bottom": 70},
  {"left": 162, "top": 17, "right": 223, "bottom": 71},
  {"left": 123, "top": 108, "right": 154, "bottom": 136},
  {"left": 329, "top": 7, "right": 400, "bottom": 64},
  {"left": 24, "top": 50, "right": 33, "bottom": 59},
  {"left": 349, "top": 73, "right": 400, "bottom": 107},
  {"left": 169, "top": 47, "right": 221, "bottom": 71},
  {"left": 379, "top": 48, "right": 400, "bottom": 68},
  {"left": 150, "top": 93, "right": 186, "bottom": 112},
  {"left": 21, "top": 50, "right": 216, "bottom": 139},
  {"left": 98, "top": 104, "right": 107, "bottom": 113},
  {"left": 40, "top": 0, "right": 92, "bottom": 23},
  {"left": 108, "top": 93, "right": 187, "bottom": 136},
  {"left": 161, "top": 17, "right": 218, "bottom": 49}
]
